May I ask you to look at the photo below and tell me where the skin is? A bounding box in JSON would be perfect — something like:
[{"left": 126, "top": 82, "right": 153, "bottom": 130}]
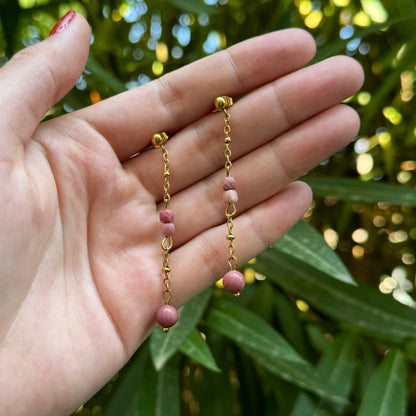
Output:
[{"left": 0, "top": 13, "right": 364, "bottom": 416}]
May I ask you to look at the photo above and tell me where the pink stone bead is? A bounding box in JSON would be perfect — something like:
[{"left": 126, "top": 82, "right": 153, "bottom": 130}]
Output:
[
  {"left": 162, "top": 223, "right": 175, "bottom": 236},
  {"left": 223, "top": 189, "right": 238, "bottom": 204},
  {"left": 156, "top": 305, "right": 178, "bottom": 329},
  {"left": 223, "top": 270, "right": 245, "bottom": 294},
  {"left": 160, "top": 210, "right": 174, "bottom": 223},
  {"left": 223, "top": 177, "right": 236, "bottom": 191}
]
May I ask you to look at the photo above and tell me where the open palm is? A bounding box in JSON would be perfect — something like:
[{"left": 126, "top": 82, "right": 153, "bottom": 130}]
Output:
[{"left": 0, "top": 14, "right": 363, "bottom": 416}]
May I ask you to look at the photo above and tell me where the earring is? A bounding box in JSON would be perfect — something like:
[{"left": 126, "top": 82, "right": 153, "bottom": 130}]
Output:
[
  {"left": 214, "top": 96, "right": 245, "bottom": 297},
  {"left": 152, "top": 132, "right": 178, "bottom": 332}
]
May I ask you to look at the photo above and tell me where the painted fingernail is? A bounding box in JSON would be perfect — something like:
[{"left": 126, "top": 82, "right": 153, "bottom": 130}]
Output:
[{"left": 49, "top": 11, "right": 76, "bottom": 36}]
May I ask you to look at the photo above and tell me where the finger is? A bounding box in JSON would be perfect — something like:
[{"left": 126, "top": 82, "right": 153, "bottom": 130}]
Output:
[
  {"left": 78, "top": 29, "right": 316, "bottom": 159},
  {"left": 170, "top": 181, "right": 312, "bottom": 305},
  {"left": 167, "top": 104, "right": 359, "bottom": 248},
  {"left": 0, "top": 12, "right": 90, "bottom": 159},
  {"left": 126, "top": 56, "right": 364, "bottom": 200}
]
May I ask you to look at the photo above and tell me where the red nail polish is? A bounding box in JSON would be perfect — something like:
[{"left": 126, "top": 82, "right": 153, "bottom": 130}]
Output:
[{"left": 49, "top": 11, "right": 76, "bottom": 36}]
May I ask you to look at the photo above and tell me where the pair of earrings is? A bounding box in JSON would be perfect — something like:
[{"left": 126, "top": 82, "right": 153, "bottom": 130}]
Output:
[{"left": 153, "top": 96, "right": 245, "bottom": 332}]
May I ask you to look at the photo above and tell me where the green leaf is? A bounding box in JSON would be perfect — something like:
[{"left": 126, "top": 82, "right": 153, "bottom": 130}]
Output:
[
  {"left": 241, "top": 344, "right": 349, "bottom": 406},
  {"left": 86, "top": 56, "right": 127, "bottom": 95},
  {"left": 290, "top": 332, "right": 357, "bottom": 416},
  {"left": 290, "top": 394, "right": 329, "bottom": 416},
  {"left": 193, "top": 334, "right": 235, "bottom": 416},
  {"left": 274, "top": 288, "right": 313, "bottom": 361},
  {"left": 100, "top": 343, "right": 154, "bottom": 416},
  {"left": 267, "top": 374, "right": 300, "bottom": 415},
  {"left": 245, "top": 279, "right": 275, "bottom": 322},
  {"left": 206, "top": 297, "right": 305, "bottom": 364},
  {"left": 150, "top": 288, "right": 211, "bottom": 370},
  {"left": 154, "top": 355, "right": 181, "bottom": 416},
  {"left": 133, "top": 353, "right": 181, "bottom": 416},
  {"left": 276, "top": 220, "right": 355, "bottom": 285},
  {"left": 318, "top": 332, "right": 356, "bottom": 393},
  {"left": 256, "top": 248, "right": 416, "bottom": 342},
  {"left": 304, "top": 177, "right": 416, "bottom": 206},
  {"left": 357, "top": 349, "right": 407, "bottom": 416},
  {"left": 234, "top": 347, "right": 268, "bottom": 416},
  {"left": 356, "top": 339, "right": 379, "bottom": 401},
  {"left": 179, "top": 328, "right": 221, "bottom": 373},
  {"left": 206, "top": 297, "right": 348, "bottom": 405},
  {"left": 135, "top": 347, "right": 158, "bottom": 415}
]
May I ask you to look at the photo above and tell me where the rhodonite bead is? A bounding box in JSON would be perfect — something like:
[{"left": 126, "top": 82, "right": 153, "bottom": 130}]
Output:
[
  {"left": 162, "top": 223, "right": 175, "bottom": 236},
  {"left": 223, "top": 177, "right": 236, "bottom": 191},
  {"left": 160, "top": 209, "right": 174, "bottom": 223},
  {"left": 223, "top": 189, "right": 238, "bottom": 204},
  {"left": 156, "top": 305, "right": 178, "bottom": 330},
  {"left": 223, "top": 270, "right": 245, "bottom": 294}
]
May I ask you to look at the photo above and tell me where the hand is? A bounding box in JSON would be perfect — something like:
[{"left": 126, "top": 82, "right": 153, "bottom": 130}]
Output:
[{"left": 0, "top": 13, "right": 363, "bottom": 415}]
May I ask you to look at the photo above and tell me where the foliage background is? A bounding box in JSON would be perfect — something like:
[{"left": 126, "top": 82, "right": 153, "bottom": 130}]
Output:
[{"left": 1, "top": 0, "right": 416, "bottom": 414}]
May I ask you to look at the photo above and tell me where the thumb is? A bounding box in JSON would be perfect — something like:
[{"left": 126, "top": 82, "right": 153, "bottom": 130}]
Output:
[{"left": 0, "top": 11, "right": 90, "bottom": 159}]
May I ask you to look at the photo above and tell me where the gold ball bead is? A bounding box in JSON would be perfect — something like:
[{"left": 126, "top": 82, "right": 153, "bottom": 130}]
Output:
[
  {"left": 214, "top": 96, "right": 233, "bottom": 110},
  {"left": 214, "top": 96, "right": 226, "bottom": 110},
  {"left": 162, "top": 327, "right": 169, "bottom": 333},
  {"left": 152, "top": 132, "right": 168, "bottom": 148}
]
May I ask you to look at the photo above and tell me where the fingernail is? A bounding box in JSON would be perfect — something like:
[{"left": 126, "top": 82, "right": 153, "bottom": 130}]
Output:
[{"left": 49, "top": 11, "right": 76, "bottom": 36}]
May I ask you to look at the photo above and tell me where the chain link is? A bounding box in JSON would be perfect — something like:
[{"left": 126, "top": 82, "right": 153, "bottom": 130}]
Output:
[
  {"left": 223, "top": 109, "right": 233, "bottom": 177},
  {"left": 162, "top": 145, "right": 171, "bottom": 209}
]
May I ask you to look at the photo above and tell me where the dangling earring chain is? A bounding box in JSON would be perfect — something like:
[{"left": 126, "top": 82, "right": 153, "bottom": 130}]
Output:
[
  {"left": 152, "top": 132, "right": 178, "bottom": 332},
  {"left": 214, "top": 97, "right": 245, "bottom": 297}
]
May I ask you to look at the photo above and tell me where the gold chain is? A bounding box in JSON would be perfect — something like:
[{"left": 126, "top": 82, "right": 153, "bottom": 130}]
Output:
[
  {"left": 222, "top": 107, "right": 238, "bottom": 271},
  {"left": 160, "top": 144, "right": 172, "bottom": 304},
  {"left": 162, "top": 145, "right": 171, "bottom": 209}
]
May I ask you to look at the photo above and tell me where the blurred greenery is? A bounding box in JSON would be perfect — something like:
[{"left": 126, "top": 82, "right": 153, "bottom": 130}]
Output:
[{"left": 2, "top": 0, "right": 416, "bottom": 414}]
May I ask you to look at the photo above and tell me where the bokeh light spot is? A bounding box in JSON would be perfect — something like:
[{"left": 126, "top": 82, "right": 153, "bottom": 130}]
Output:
[
  {"left": 397, "top": 171, "right": 412, "bottom": 184},
  {"left": 383, "top": 106, "right": 403, "bottom": 125},
  {"left": 305, "top": 11, "right": 323, "bottom": 28},
  {"left": 152, "top": 60, "right": 164, "bottom": 76},
  {"left": 296, "top": 300, "right": 310, "bottom": 312},
  {"left": 352, "top": 228, "right": 369, "bottom": 244},
  {"left": 244, "top": 268, "right": 256, "bottom": 284},
  {"left": 333, "top": 0, "right": 350, "bottom": 6},
  {"left": 324, "top": 228, "right": 339, "bottom": 249},
  {"left": 377, "top": 131, "right": 391, "bottom": 148},
  {"left": 352, "top": 245, "right": 365, "bottom": 259},
  {"left": 373, "top": 215, "right": 386, "bottom": 227},
  {"left": 90, "top": 90, "right": 101, "bottom": 104},
  {"left": 299, "top": 0, "right": 312, "bottom": 15},
  {"left": 361, "top": 0, "right": 388, "bottom": 23},
  {"left": 391, "top": 213, "right": 404, "bottom": 225},
  {"left": 401, "top": 160, "right": 416, "bottom": 171},
  {"left": 156, "top": 42, "right": 169, "bottom": 63},
  {"left": 356, "top": 153, "right": 373, "bottom": 175},
  {"left": 357, "top": 91, "right": 371, "bottom": 106},
  {"left": 402, "top": 253, "right": 415, "bottom": 265},
  {"left": 354, "top": 11, "right": 371, "bottom": 26},
  {"left": 389, "top": 230, "right": 408, "bottom": 244}
]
